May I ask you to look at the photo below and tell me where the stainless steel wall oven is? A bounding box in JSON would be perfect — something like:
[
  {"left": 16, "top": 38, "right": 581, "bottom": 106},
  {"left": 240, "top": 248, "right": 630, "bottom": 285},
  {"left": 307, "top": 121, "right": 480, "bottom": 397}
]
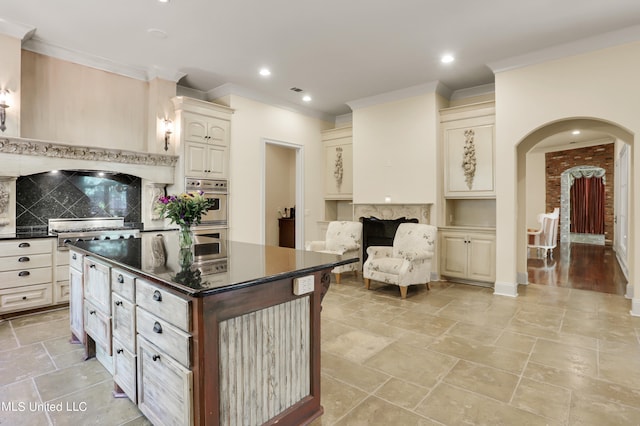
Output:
[{"left": 185, "top": 178, "right": 228, "bottom": 226}]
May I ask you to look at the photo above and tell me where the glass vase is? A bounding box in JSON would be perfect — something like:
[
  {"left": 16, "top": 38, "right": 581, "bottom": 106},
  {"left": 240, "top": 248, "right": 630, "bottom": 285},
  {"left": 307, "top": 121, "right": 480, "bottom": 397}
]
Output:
[{"left": 178, "top": 224, "right": 194, "bottom": 266}]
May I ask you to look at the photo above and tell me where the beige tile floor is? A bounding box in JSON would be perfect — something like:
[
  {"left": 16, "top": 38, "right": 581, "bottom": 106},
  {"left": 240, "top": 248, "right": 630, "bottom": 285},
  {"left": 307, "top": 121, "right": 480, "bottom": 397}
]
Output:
[{"left": 1, "top": 277, "right": 640, "bottom": 425}]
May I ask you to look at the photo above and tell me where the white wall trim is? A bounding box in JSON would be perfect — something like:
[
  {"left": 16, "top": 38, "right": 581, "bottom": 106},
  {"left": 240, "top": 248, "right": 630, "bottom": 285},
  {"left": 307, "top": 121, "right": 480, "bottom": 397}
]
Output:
[
  {"left": 516, "top": 272, "right": 528, "bottom": 285},
  {"left": 488, "top": 24, "right": 640, "bottom": 75},
  {"left": 208, "top": 83, "right": 334, "bottom": 123},
  {"left": 494, "top": 281, "right": 519, "bottom": 297},
  {"left": 631, "top": 298, "right": 640, "bottom": 317},
  {"left": 450, "top": 83, "right": 496, "bottom": 101},
  {"left": 0, "top": 20, "right": 36, "bottom": 41},
  {"left": 262, "top": 138, "right": 305, "bottom": 248},
  {"left": 22, "top": 36, "right": 185, "bottom": 83},
  {"left": 346, "top": 81, "right": 449, "bottom": 111}
]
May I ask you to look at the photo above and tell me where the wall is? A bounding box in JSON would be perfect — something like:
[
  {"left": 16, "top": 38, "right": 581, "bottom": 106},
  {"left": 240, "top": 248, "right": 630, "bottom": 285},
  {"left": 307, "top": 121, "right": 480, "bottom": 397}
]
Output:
[
  {"left": 352, "top": 93, "right": 439, "bottom": 205},
  {"left": 525, "top": 151, "right": 546, "bottom": 228},
  {"left": 265, "top": 144, "right": 296, "bottom": 246},
  {"left": 545, "top": 144, "right": 614, "bottom": 243},
  {"left": 21, "top": 51, "right": 148, "bottom": 151},
  {"left": 223, "top": 95, "right": 332, "bottom": 245},
  {"left": 0, "top": 34, "right": 21, "bottom": 137},
  {"left": 495, "top": 41, "right": 639, "bottom": 304}
]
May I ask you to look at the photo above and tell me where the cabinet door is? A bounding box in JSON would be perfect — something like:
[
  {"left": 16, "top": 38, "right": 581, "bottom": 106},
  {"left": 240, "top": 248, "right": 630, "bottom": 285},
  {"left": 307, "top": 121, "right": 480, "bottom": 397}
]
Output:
[
  {"left": 467, "top": 234, "right": 496, "bottom": 282},
  {"left": 113, "top": 338, "right": 137, "bottom": 404},
  {"left": 84, "top": 258, "right": 111, "bottom": 314},
  {"left": 206, "top": 117, "right": 230, "bottom": 147},
  {"left": 112, "top": 294, "right": 136, "bottom": 353},
  {"left": 440, "top": 232, "right": 468, "bottom": 278},
  {"left": 205, "top": 145, "right": 226, "bottom": 178},
  {"left": 137, "top": 337, "right": 193, "bottom": 426},
  {"left": 185, "top": 142, "right": 207, "bottom": 177},
  {"left": 0, "top": 284, "right": 52, "bottom": 313},
  {"left": 69, "top": 267, "right": 85, "bottom": 344},
  {"left": 183, "top": 115, "right": 208, "bottom": 144},
  {"left": 444, "top": 123, "right": 495, "bottom": 197}
]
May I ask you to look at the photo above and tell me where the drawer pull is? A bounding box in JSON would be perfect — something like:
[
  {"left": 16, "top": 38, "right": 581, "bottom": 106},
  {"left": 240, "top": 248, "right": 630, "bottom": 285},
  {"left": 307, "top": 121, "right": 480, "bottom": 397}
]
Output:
[
  {"left": 89, "top": 310, "right": 96, "bottom": 315},
  {"left": 22, "top": 296, "right": 27, "bottom": 300},
  {"left": 89, "top": 264, "right": 96, "bottom": 269},
  {"left": 18, "top": 271, "right": 30, "bottom": 277},
  {"left": 18, "top": 242, "right": 31, "bottom": 248},
  {"left": 115, "top": 300, "right": 123, "bottom": 306},
  {"left": 152, "top": 290, "right": 162, "bottom": 302},
  {"left": 116, "top": 348, "right": 123, "bottom": 354},
  {"left": 18, "top": 256, "right": 30, "bottom": 262},
  {"left": 153, "top": 322, "right": 163, "bottom": 334},
  {"left": 117, "top": 274, "right": 124, "bottom": 283},
  {"left": 72, "top": 253, "right": 77, "bottom": 260},
  {"left": 152, "top": 354, "right": 161, "bottom": 362}
]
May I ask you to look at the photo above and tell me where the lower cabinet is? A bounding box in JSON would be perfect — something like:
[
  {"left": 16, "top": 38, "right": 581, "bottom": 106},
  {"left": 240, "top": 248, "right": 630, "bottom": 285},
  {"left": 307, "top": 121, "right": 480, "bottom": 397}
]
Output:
[
  {"left": 69, "top": 250, "right": 85, "bottom": 344},
  {"left": 440, "top": 228, "right": 496, "bottom": 283}
]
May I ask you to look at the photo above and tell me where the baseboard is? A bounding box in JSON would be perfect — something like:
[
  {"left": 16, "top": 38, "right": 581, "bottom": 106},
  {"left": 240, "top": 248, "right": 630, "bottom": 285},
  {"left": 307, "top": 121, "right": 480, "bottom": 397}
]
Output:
[
  {"left": 493, "top": 281, "right": 518, "bottom": 297},
  {"left": 631, "top": 298, "right": 640, "bottom": 317},
  {"left": 516, "top": 272, "right": 528, "bottom": 285}
]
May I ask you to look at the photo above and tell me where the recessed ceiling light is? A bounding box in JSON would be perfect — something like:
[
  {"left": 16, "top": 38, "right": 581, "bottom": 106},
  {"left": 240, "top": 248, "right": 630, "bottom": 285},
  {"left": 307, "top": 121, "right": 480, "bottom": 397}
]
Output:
[
  {"left": 572, "top": 130, "right": 581, "bottom": 135},
  {"left": 147, "top": 28, "right": 168, "bottom": 39},
  {"left": 259, "top": 68, "right": 271, "bottom": 77},
  {"left": 302, "top": 95, "right": 312, "bottom": 102},
  {"left": 158, "top": 0, "right": 170, "bottom": 3},
  {"left": 441, "top": 54, "right": 455, "bottom": 64}
]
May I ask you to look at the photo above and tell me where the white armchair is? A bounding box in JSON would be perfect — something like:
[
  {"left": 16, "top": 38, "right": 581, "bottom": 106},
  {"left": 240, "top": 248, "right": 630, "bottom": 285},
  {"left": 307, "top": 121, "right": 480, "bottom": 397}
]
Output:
[
  {"left": 363, "top": 223, "right": 437, "bottom": 299},
  {"left": 527, "top": 207, "right": 559, "bottom": 259},
  {"left": 305, "top": 221, "right": 362, "bottom": 283}
]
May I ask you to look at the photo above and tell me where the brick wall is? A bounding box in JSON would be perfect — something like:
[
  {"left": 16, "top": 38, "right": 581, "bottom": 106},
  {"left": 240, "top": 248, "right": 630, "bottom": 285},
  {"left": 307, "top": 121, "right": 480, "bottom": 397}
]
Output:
[{"left": 545, "top": 143, "right": 614, "bottom": 244}]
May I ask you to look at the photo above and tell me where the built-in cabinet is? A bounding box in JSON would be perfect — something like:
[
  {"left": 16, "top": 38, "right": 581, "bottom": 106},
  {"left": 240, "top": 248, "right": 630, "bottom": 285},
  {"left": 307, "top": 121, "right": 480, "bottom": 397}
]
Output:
[
  {"left": 439, "top": 227, "right": 496, "bottom": 283},
  {"left": 0, "top": 239, "right": 53, "bottom": 314},
  {"left": 439, "top": 101, "right": 496, "bottom": 285},
  {"left": 172, "top": 96, "right": 233, "bottom": 181}
]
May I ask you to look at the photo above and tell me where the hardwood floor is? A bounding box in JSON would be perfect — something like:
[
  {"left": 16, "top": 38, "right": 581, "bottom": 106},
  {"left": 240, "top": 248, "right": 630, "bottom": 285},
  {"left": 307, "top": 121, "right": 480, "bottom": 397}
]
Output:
[{"left": 527, "top": 242, "right": 628, "bottom": 295}]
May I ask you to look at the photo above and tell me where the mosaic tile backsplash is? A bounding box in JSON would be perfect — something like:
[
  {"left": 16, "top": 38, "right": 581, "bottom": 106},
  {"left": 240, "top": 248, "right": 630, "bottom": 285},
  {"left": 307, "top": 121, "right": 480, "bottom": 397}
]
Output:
[{"left": 16, "top": 170, "right": 141, "bottom": 231}]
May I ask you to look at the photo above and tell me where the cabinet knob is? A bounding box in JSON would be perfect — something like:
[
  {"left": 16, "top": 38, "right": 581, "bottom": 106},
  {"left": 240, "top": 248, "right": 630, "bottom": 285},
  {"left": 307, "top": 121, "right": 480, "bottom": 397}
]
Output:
[
  {"left": 117, "top": 349, "right": 123, "bottom": 354},
  {"left": 89, "top": 264, "right": 96, "bottom": 269},
  {"left": 22, "top": 296, "right": 27, "bottom": 300},
  {"left": 72, "top": 253, "right": 77, "bottom": 260},
  {"left": 153, "top": 322, "right": 163, "bottom": 334},
  {"left": 18, "top": 242, "right": 31, "bottom": 248},
  {"left": 117, "top": 274, "right": 124, "bottom": 283},
  {"left": 152, "top": 290, "right": 162, "bottom": 302},
  {"left": 152, "top": 354, "right": 161, "bottom": 362},
  {"left": 115, "top": 300, "right": 123, "bottom": 306},
  {"left": 18, "top": 256, "right": 30, "bottom": 262},
  {"left": 89, "top": 310, "right": 96, "bottom": 315},
  {"left": 18, "top": 271, "right": 30, "bottom": 277}
]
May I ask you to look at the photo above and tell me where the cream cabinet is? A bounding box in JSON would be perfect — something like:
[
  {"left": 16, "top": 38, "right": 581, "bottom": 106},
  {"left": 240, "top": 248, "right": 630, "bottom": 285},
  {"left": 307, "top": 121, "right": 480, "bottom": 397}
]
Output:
[
  {"left": 69, "top": 250, "right": 85, "bottom": 343},
  {"left": 0, "top": 239, "right": 53, "bottom": 314},
  {"left": 322, "top": 126, "right": 353, "bottom": 200},
  {"left": 440, "top": 227, "right": 496, "bottom": 283},
  {"left": 172, "top": 96, "right": 233, "bottom": 181},
  {"left": 441, "top": 102, "right": 495, "bottom": 198}
]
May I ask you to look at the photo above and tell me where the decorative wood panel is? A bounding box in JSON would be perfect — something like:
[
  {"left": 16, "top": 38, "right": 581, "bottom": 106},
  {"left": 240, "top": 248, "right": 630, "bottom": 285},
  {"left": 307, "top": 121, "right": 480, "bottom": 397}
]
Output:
[{"left": 218, "top": 297, "right": 311, "bottom": 426}]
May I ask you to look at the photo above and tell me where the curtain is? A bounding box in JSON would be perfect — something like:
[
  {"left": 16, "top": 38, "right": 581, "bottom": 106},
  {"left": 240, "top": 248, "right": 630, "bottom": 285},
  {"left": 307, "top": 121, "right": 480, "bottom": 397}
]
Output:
[{"left": 570, "top": 176, "right": 605, "bottom": 234}]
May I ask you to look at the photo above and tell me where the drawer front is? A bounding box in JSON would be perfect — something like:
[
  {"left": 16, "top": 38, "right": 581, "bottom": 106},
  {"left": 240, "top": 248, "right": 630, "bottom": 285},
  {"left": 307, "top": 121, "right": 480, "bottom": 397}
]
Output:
[
  {"left": 54, "top": 280, "right": 70, "bottom": 304},
  {"left": 0, "top": 267, "right": 52, "bottom": 290},
  {"left": 113, "top": 338, "right": 137, "bottom": 404},
  {"left": 112, "top": 294, "right": 136, "bottom": 353},
  {"left": 96, "top": 342, "right": 114, "bottom": 375},
  {"left": 84, "top": 298, "right": 112, "bottom": 354},
  {"left": 0, "top": 284, "right": 53, "bottom": 313},
  {"left": 137, "top": 307, "right": 191, "bottom": 368},
  {"left": 0, "top": 253, "right": 52, "bottom": 271},
  {"left": 136, "top": 279, "right": 191, "bottom": 332},
  {"left": 0, "top": 239, "right": 52, "bottom": 256},
  {"left": 69, "top": 250, "right": 84, "bottom": 271},
  {"left": 137, "top": 336, "right": 193, "bottom": 426},
  {"left": 111, "top": 269, "right": 136, "bottom": 302},
  {"left": 55, "top": 264, "right": 69, "bottom": 283},
  {"left": 84, "top": 258, "right": 111, "bottom": 314}
]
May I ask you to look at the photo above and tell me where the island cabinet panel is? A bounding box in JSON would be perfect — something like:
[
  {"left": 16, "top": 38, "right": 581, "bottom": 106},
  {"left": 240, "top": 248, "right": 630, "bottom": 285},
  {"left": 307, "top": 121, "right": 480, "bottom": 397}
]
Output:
[
  {"left": 218, "top": 296, "right": 311, "bottom": 425},
  {"left": 112, "top": 294, "right": 136, "bottom": 353},
  {"left": 138, "top": 336, "right": 193, "bottom": 426}
]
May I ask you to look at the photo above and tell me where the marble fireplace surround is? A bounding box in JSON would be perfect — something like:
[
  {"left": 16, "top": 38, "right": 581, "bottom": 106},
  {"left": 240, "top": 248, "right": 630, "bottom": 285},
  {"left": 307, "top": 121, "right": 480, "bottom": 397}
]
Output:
[
  {"left": 354, "top": 203, "right": 432, "bottom": 224},
  {"left": 0, "top": 136, "right": 177, "bottom": 234}
]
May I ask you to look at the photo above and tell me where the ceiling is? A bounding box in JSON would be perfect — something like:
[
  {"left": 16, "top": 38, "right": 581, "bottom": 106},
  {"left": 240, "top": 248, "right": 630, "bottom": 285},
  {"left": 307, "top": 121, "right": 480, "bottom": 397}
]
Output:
[{"left": 3, "top": 0, "right": 640, "bottom": 120}]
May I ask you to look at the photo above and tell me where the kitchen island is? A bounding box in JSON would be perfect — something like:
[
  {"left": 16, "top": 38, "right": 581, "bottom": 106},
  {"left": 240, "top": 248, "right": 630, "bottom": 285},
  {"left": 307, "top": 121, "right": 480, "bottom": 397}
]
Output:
[{"left": 68, "top": 236, "right": 356, "bottom": 426}]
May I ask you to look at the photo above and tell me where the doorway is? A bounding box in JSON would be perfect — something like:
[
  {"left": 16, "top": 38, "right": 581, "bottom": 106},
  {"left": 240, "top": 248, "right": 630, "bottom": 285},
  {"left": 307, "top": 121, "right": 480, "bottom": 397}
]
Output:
[{"left": 262, "top": 139, "right": 305, "bottom": 248}]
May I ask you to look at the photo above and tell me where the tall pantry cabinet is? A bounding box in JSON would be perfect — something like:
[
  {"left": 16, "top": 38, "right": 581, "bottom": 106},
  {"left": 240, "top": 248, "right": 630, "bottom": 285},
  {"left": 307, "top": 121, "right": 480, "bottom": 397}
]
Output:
[{"left": 439, "top": 101, "right": 496, "bottom": 285}]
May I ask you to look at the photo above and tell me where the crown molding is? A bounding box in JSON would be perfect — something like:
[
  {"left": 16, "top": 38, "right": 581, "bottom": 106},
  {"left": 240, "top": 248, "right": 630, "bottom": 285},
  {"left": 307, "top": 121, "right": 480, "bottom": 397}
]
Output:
[
  {"left": 207, "top": 83, "right": 335, "bottom": 123},
  {"left": 346, "top": 81, "right": 447, "bottom": 111},
  {"left": 0, "top": 19, "right": 36, "bottom": 41},
  {"left": 488, "top": 24, "right": 640, "bottom": 74},
  {"left": 22, "top": 36, "right": 184, "bottom": 83},
  {"left": 450, "top": 83, "right": 495, "bottom": 101}
]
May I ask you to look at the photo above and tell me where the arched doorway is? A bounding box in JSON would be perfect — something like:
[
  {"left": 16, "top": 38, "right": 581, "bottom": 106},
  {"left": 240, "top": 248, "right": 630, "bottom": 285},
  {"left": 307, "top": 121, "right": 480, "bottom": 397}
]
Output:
[{"left": 516, "top": 117, "right": 633, "bottom": 295}]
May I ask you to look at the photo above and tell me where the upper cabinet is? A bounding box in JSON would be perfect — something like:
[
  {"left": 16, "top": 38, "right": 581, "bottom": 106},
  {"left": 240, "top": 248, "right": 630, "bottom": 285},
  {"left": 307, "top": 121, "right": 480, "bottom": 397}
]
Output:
[
  {"left": 440, "top": 101, "right": 495, "bottom": 198},
  {"left": 322, "top": 126, "right": 353, "bottom": 200},
  {"left": 172, "top": 97, "right": 233, "bottom": 180}
]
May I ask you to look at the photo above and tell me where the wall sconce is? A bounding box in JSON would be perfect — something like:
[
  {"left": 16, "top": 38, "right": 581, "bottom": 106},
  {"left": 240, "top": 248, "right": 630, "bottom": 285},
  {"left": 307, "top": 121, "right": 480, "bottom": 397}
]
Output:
[
  {"left": 0, "top": 89, "right": 10, "bottom": 133},
  {"left": 163, "top": 119, "right": 173, "bottom": 151}
]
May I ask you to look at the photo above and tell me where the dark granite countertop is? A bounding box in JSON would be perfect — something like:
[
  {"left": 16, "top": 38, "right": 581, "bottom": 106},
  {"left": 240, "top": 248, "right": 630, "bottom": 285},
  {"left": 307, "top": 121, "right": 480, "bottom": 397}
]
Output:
[{"left": 68, "top": 237, "right": 356, "bottom": 297}]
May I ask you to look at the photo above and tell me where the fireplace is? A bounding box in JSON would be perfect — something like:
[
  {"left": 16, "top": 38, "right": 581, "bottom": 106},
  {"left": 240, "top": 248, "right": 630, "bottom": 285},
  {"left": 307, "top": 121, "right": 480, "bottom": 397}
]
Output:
[{"left": 360, "top": 216, "right": 419, "bottom": 264}]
